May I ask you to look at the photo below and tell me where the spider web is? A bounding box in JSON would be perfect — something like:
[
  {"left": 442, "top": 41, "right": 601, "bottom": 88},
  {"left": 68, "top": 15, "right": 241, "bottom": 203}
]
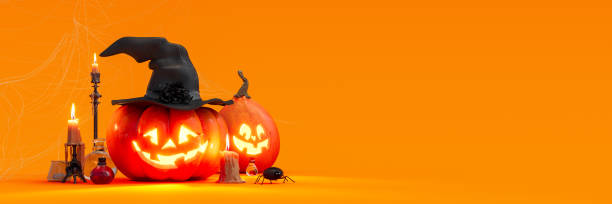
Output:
[{"left": 0, "top": 0, "right": 234, "bottom": 181}]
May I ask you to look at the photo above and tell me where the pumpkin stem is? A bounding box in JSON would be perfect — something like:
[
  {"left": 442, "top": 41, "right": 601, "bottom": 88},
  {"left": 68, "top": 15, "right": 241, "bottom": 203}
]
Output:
[{"left": 234, "top": 70, "right": 251, "bottom": 98}]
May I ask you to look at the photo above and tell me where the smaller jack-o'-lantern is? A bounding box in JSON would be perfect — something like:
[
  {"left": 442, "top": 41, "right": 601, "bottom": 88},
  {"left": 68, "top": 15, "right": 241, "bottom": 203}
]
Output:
[{"left": 220, "top": 71, "right": 280, "bottom": 172}]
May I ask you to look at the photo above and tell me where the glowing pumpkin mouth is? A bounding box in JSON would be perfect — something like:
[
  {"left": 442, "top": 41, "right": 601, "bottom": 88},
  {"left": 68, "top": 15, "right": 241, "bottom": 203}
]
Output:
[
  {"left": 233, "top": 136, "right": 268, "bottom": 155},
  {"left": 132, "top": 141, "right": 208, "bottom": 169}
]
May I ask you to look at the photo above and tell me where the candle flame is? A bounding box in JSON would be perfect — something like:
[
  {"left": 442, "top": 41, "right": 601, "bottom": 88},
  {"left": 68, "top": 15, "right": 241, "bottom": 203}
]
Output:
[
  {"left": 70, "top": 103, "right": 75, "bottom": 120},
  {"left": 225, "top": 133, "right": 230, "bottom": 151},
  {"left": 93, "top": 53, "right": 97, "bottom": 64}
]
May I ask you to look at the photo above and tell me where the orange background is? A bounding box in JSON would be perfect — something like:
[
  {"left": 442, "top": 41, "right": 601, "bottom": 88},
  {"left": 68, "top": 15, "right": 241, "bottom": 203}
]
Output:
[{"left": 0, "top": 0, "right": 611, "bottom": 203}]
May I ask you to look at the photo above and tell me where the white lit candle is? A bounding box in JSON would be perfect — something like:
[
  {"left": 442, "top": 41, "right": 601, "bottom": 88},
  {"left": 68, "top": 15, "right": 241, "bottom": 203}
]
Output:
[
  {"left": 67, "top": 103, "right": 81, "bottom": 144},
  {"left": 92, "top": 53, "right": 99, "bottom": 74},
  {"left": 218, "top": 134, "right": 244, "bottom": 183}
]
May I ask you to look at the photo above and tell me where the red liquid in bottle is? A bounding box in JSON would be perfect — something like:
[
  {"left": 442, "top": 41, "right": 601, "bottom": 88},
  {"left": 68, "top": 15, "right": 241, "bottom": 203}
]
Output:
[{"left": 90, "top": 157, "right": 114, "bottom": 184}]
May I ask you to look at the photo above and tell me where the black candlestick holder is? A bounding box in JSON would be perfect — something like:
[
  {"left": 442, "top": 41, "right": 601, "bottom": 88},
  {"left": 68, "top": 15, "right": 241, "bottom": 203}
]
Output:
[
  {"left": 90, "top": 72, "right": 100, "bottom": 140},
  {"left": 62, "top": 144, "right": 86, "bottom": 183}
]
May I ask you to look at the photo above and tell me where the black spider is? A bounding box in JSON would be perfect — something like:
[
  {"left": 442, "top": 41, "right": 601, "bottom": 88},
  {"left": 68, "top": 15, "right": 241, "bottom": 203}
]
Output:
[{"left": 255, "top": 167, "right": 295, "bottom": 184}]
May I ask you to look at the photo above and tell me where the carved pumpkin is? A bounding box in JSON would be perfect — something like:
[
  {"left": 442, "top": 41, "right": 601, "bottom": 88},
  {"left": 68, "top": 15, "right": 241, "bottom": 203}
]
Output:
[
  {"left": 106, "top": 105, "right": 223, "bottom": 181},
  {"left": 220, "top": 71, "right": 280, "bottom": 172}
]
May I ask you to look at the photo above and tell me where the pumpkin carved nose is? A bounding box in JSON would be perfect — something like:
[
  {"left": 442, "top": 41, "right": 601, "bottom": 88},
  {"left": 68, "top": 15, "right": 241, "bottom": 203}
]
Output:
[{"left": 161, "top": 139, "right": 176, "bottom": 150}]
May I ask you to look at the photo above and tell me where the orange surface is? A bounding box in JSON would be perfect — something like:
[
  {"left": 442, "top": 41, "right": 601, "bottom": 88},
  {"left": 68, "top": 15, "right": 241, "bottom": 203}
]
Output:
[{"left": 0, "top": 0, "right": 611, "bottom": 203}]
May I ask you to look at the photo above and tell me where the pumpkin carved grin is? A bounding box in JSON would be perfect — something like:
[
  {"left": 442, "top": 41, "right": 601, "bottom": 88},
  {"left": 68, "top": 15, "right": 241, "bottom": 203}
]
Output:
[
  {"left": 130, "top": 125, "right": 209, "bottom": 169},
  {"left": 132, "top": 140, "right": 208, "bottom": 169}
]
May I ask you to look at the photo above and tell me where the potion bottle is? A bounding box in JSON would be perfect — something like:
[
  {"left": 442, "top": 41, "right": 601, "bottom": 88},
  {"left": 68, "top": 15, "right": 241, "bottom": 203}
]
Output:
[
  {"left": 90, "top": 157, "right": 115, "bottom": 184},
  {"left": 83, "top": 138, "right": 116, "bottom": 180},
  {"left": 246, "top": 159, "right": 258, "bottom": 176}
]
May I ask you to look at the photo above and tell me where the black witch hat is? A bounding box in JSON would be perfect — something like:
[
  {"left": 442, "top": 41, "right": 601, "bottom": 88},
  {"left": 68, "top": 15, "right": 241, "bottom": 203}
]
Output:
[{"left": 100, "top": 37, "right": 232, "bottom": 110}]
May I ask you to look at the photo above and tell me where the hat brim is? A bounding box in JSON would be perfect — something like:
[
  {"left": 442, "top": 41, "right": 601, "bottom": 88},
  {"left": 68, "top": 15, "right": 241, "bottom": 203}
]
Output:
[{"left": 111, "top": 96, "right": 233, "bottom": 110}]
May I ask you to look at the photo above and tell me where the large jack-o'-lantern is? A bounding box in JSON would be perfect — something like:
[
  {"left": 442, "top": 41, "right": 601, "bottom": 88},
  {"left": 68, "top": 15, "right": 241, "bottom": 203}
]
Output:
[
  {"left": 99, "top": 37, "right": 232, "bottom": 181},
  {"left": 107, "top": 105, "right": 223, "bottom": 181},
  {"left": 220, "top": 71, "right": 280, "bottom": 172}
]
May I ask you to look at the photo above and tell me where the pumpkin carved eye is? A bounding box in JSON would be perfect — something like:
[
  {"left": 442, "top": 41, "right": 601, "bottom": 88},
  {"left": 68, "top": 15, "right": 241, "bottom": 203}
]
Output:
[
  {"left": 144, "top": 128, "right": 159, "bottom": 145},
  {"left": 239, "top": 124, "right": 252, "bottom": 141},
  {"left": 256, "top": 124, "right": 265, "bottom": 140},
  {"left": 179, "top": 125, "right": 199, "bottom": 144}
]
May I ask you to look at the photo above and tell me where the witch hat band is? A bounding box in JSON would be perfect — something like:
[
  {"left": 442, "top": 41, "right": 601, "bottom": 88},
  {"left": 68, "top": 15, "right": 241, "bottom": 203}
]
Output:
[{"left": 100, "top": 37, "right": 232, "bottom": 110}]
